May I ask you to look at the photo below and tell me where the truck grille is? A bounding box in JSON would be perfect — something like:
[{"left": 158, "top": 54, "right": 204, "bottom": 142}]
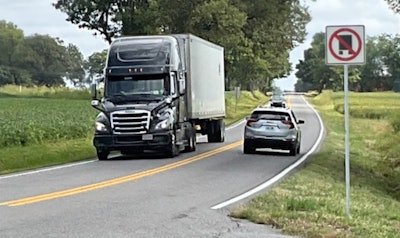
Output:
[{"left": 110, "top": 110, "right": 150, "bottom": 134}]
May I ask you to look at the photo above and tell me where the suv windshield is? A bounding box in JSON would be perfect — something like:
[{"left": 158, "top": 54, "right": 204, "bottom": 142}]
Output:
[{"left": 251, "top": 111, "right": 290, "bottom": 121}]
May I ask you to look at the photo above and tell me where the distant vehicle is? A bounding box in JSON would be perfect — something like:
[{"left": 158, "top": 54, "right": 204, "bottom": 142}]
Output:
[
  {"left": 243, "top": 106, "right": 304, "bottom": 155},
  {"left": 269, "top": 94, "right": 287, "bottom": 108}
]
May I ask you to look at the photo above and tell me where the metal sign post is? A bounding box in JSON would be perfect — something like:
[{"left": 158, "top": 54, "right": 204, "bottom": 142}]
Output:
[
  {"left": 326, "top": 25, "right": 365, "bottom": 217},
  {"left": 343, "top": 64, "right": 350, "bottom": 216},
  {"left": 234, "top": 86, "right": 240, "bottom": 112}
]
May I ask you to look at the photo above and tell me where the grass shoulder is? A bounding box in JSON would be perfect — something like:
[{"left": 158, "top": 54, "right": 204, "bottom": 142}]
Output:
[{"left": 230, "top": 90, "right": 400, "bottom": 238}]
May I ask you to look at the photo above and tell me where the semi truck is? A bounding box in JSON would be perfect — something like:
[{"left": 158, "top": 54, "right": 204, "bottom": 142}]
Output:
[{"left": 90, "top": 34, "right": 226, "bottom": 160}]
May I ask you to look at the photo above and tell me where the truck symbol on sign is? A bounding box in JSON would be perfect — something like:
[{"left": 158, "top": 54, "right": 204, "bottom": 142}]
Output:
[{"left": 339, "top": 34, "right": 352, "bottom": 55}]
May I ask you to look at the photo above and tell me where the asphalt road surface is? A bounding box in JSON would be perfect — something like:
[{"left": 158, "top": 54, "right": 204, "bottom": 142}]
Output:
[{"left": 0, "top": 95, "right": 323, "bottom": 238}]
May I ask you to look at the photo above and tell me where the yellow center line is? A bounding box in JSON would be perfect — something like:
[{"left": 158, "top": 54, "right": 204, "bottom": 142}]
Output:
[{"left": 1, "top": 140, "right": 243, "bottom": 206}]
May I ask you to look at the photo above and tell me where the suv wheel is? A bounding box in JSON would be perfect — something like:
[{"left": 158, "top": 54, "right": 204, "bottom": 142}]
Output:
[{"left": 243, "top": 140, "right": 255, "bottom": 154}]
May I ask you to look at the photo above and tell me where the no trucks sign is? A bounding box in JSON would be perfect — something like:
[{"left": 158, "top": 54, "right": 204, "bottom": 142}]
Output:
[{"left": 326, "top": 25, "right": 365, "bottom": 65}]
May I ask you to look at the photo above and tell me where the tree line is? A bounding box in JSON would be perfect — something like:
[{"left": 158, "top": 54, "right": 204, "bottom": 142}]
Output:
[
  {"left": 0, "top": 20, "right": 107, "bottom": 87},
  {"left": 3, "top": 0, "right": 398, "bottom": 91},
  {"left": 295, "top": 32, "right": 400, "bottom": 92},
  {"left": 52, "top": 0, "right": 311, "bottom": 91}
]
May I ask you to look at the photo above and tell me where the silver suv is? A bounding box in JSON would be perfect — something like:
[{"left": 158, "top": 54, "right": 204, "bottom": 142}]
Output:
[{"left": 243, "top": 106, "right": 304, "bottom": 155}]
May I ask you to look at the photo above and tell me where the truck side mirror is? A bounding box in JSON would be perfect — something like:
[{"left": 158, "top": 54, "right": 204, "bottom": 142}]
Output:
[
  {"left": 177, "top": 72, "right": 186, "bottom": 96},
  {"left": 178, "top": 78, "right": 185, "bottom": 96},
  {"left": 91, "top": 83, "right": 97, "bottom": 99}
]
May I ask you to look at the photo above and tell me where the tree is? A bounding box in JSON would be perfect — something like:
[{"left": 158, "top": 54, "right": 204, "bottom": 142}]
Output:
[
  {"left": 384, "top": 0, "right": 400, "bottom": 14},
  {"left": 295, "top": 32, "right": 361, "bottom": 92},
  {"left": 185, "top": 0, "right": 249, "bottom": 90},
  {"left": 54, "top": 0, "right": 312, "bottom": 91},
  {"left": 53, "top": 0, "right": 119, "bottom": 43},
  {"left": 230, "top": 0, "right": 311, "bottom": 90},
  {"left": 0, "top": 20, "right": 29, "bottom": 86},
  {"left": 357, "top": 34, "right": 400, "bottom": 91},
  {"left": 64, "top": 43, "right": 85, "bottom": 87},
  {"left": 295, "top": 32, "right": 338, "bottom": 92},
  {"left": 0, "top": 20, "right": 24, "bottom": 66},
  {"left": 53, "top": 0, "right": 163, "bottom": 43},
  {"left": 379, "top": 34, "right": 400, "bottom": 89},
  {"left": 295, "top": 32, "right": 400, "bottom": 92},
  {"left": 84, "top": 49, "right": 108, "bottom": 84},
  {"left": 21, "top": 34, "right": 68, "bottom": 86}
]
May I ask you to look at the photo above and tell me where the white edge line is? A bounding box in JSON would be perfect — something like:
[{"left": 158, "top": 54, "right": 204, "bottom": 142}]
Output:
[
  {"left": 0, "top": 119, "right": 244, "bottom": 180},
  {"left": 0, "top": 160, "right": 97, "bottom": 180},
  {"left": 211, "top": 96, "right": 325, "bottom": 210}
]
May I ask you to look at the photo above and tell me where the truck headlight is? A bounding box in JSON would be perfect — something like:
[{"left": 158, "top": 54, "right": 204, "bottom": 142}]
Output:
[
  {"left": 155, "top": 109, "right": 173, "bottom": 130},
  {"left": 95, "top": 122, "right": 108, "bottom": 132},
  {"left": 155, "top": 118, "right": 171, "bottom": 130}
]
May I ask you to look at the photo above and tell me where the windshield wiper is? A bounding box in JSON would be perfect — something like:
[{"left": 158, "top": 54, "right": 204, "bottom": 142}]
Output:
[{"left": 103, "top": 94, "right": 127, "bottom": 103}]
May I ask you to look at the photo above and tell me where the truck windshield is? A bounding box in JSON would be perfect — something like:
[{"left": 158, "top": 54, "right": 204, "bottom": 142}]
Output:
[
  {"left": 105, "top": 75, "right": 170, "bottom": 99},
  {"left": 108, "top": 36, "right": 181, "bottom": 70},
  {"left": 116, "top": 39, "right": 170, "bottom": 62}
]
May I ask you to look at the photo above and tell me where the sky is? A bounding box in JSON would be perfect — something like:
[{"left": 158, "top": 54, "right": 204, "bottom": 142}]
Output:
[{"left": 0, "top": 0, "right": 399, "bottom": 90}]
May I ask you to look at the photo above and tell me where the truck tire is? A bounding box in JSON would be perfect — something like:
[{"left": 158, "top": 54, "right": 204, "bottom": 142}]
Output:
[
  {"left": 97, "top": 149, "right": 109, "bottom": 160},
  {"left": 166, "top": 143, "right": 179, "bottom": 158},
  {"left": 184, "top": 130, "right": 196, "bottom": 152},
  {"left": 207, "top": 119, "right": 225, "bottom": 143},
  {"left": 166, "top": 134, "right": 179, "bottom": 158}
]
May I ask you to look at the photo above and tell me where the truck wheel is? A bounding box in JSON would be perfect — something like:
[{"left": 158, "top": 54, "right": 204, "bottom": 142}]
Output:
[
  {"left": 184, "top": 131, "right": 196, "bottom": 152},
  {"left": 166, "top": 134, "right": 179, "bottom": 158},
  {"left": 207, "top": 120, "right": 225, "bottom": 143},
  {"left": 97, "top": 149, "right": 109, "bottom": 160},
  {"left": 166, "top": 143, "right": 179, "bottom": 158}
]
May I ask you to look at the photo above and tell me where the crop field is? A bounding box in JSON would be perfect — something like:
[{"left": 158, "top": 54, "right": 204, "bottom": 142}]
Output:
[
  {"left": 0, "top": 88, "right": 269, "bottom": 148},
  {"left": 330, "top": 91, "right": 400, "bottom": 132},
  {"left": 0, "top": 97, "right": 98, "bottom": 148}
]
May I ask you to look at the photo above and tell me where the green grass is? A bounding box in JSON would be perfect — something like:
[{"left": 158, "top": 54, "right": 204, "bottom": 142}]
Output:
[
  {"left": 0, "top": 85, "right": 269, "bottom": 174},
  {"left": 230, "top": 90, "right": 400, "bottom": 238},
  {"left": 225, "top": 90, "right": 269, "bottom": 125},
  {"left": 0, "top": 138, "right": 96, "bottom": 174},
  {"left": 0, "top": 98, "right": 98, "bottom": 147},
  {"left": 2, "top": 85, "right": 400, "bottom": 237},
  {"left": 0, "top": 84, "right": 91, "bottom": 99}
]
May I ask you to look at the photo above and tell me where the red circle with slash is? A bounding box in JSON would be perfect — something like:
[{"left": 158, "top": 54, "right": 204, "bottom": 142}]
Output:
[{"left": 328, "top": 28, "right": 362, "bottom": 61}]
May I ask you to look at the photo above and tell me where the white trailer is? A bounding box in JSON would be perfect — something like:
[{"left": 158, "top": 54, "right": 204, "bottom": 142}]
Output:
[{"left": 176, "top": 34, "right": 225, "bottom": 119}]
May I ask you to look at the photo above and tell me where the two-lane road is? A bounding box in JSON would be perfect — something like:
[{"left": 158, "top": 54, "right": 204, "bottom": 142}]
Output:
[{"left": 0, "top": 95, "right": 323, "bottom": 238}]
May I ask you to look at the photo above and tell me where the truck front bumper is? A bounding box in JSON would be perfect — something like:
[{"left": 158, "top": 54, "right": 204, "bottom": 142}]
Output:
[{"left": 93, "top": 132, "right": 173, "bottom": 153}]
